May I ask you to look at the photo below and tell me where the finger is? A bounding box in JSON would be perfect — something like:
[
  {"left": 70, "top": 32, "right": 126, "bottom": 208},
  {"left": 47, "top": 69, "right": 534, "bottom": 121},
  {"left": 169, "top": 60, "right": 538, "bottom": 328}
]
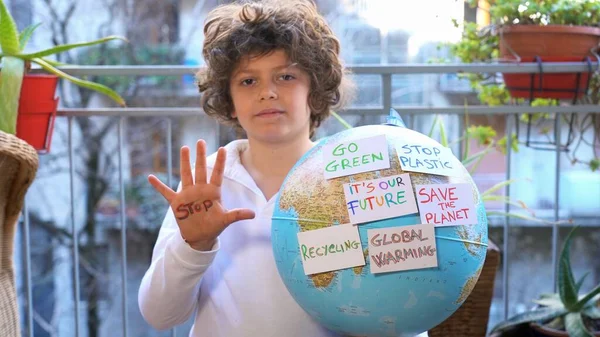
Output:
[
  {"left": 180, "top": 146, "right": 193, "bottom": 188},
  {"left": 210, "top": 147, "right": 226, "bottom": 187},
  {"left": 194, "top": 140, "right": 207, "bottom": 185},
  {"left": 148, "top": 175, "right": 176, "bottom": 203},
  {"left": 223, "top": 208, "right": 256, "bottom": 226}
]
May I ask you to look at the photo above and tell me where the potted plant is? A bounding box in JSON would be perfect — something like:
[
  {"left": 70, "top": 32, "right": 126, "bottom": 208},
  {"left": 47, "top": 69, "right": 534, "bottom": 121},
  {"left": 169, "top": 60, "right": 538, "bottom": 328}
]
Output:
[
  {"left": 448, "top": 0, "right": 600, "bottom": 168},
  {"left": 489, "top": 226, "right": 600, "bottom": 337},
  {"left": 0, "top": 0, "right": 126, "bottom": 153},
  {"left": 495, "top": 0, "right": 600, "bottom": 100},
  {"left": 454, "top": 0, "right": 600, "bottom": 100}
]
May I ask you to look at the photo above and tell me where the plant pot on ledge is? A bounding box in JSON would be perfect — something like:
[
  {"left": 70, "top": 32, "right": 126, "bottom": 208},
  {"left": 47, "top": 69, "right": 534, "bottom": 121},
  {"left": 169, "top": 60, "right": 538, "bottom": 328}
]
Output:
[
  {"left": 498, "top": 25, "right": 600, "bottom": 100},
  {"left": 530, "top": 322, "right": 600, "bottom": 337},
  {"left": 16, "top": 74, "right": 60, "bottom": 154}
]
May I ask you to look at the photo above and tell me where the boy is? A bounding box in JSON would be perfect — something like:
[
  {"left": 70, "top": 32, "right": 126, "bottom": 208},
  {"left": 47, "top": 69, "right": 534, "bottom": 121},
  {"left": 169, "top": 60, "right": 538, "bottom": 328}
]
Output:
[{"left": 138, "top": 0, "right": 354, "bottom": 336}]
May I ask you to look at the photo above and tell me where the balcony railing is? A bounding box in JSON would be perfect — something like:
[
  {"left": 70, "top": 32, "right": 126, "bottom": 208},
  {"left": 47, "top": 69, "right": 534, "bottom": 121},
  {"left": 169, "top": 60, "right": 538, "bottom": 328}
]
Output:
[{"left": 19, "top": 61, "right": 600, "bottom": 337}]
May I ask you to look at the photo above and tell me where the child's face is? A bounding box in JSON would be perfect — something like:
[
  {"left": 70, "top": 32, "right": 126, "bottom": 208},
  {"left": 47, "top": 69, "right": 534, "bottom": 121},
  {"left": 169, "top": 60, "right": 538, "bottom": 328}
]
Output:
[{"left": 229, "top": 49, "right": 311, "bottom": 144}]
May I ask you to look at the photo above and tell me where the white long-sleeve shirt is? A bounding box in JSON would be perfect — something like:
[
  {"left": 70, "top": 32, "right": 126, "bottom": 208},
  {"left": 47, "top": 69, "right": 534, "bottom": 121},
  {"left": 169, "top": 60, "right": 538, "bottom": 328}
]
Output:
[{"left": 138, "top": 139, "right": 341, "bottom": 337}]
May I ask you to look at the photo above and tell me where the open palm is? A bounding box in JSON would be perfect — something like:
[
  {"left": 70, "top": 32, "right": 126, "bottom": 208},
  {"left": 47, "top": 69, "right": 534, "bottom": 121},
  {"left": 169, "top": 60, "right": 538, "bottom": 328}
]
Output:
[{"left": 148, "top": 140, "right": 255, "bottom": 251}]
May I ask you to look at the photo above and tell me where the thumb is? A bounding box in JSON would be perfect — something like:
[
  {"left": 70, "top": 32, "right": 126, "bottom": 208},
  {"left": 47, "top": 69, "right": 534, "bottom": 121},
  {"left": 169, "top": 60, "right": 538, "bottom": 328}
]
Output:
[{"left": 224, "top": 208, "right": 256, "bottom": 225}]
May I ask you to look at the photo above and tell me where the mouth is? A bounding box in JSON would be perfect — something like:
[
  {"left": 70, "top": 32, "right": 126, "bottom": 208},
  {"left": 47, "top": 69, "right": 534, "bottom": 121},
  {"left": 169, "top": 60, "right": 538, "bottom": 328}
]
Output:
[{"left": 256, "top": 109, "right": 284, "bottom": 117}]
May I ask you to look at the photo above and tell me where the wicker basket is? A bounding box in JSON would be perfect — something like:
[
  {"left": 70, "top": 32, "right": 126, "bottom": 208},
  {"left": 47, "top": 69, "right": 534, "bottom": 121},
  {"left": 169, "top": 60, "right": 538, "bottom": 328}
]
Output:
[
  {"left": 0, "top": 131, "right": 39, "bottom": 337},
  {"left": 429, "top": 240, "right": 501, "bottom": 337}
]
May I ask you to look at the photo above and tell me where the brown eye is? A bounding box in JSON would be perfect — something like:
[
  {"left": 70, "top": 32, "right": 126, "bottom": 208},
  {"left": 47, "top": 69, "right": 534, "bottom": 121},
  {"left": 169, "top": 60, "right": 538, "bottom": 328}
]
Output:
[{"left": 278, "top": 74, "right": 295, "bottom": 81}]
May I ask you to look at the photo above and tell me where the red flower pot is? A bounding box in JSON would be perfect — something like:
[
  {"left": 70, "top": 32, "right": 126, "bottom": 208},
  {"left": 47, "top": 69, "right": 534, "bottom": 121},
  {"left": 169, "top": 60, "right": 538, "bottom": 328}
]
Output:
[
  {"left": 498, "top": 25, "right": 600, "bottom": 100},
  {"left": 501, "top": 56, "right": 592, "bottom": 100},
  {"left": 16, "top": 74, "right": 59, "bottom": 153}
]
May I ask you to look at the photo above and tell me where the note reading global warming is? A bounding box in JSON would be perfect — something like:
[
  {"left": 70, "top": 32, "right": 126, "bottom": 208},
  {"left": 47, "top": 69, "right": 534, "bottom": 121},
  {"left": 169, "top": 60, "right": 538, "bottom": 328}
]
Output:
[
  {"left": 367, "top": 223, "right": 438, "bottom": 274},
  {"left": 323, "top": 134, "right": 390, "bottom": 179},
  {"left": 343, "top": 173, "right": 418, "bottom": 224}
]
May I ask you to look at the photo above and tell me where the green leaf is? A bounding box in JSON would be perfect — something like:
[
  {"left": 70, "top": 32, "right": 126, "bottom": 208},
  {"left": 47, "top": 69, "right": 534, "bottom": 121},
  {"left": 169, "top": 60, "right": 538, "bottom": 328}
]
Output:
[
  {"left": 576, "top": 272, "right": 590, "bottom": 293},
  {"left": 574, "top": 284, "right": 600, "bottom": 312},
  {"left": 0, "top": 56, "right": 24, "bottom": 134},
  {"left": 427, "top": 115, "right": 439, "bottom": 138},
  {"left": 461, "top": 146, "right": 493, "bottom": 167},
  {"left": 590, "top": 158, "right": 600, "bottom": 172},
  {"left": 582, "top": 305, "right": 600, "bottom": 319},
  {"left": 481, "top": 178, "right": 524, "bottom": 197},
  {"left": 533, "top": 294, "right": 564, "bottom": 309},
  {"left": 565, "top": 312, "right": 593, "bottom": 337},
  {"left": 438, "top": 116, "right": 448, "bottom": 147},
  {"left": 558, "top": 226, "right": 579, "bottom": 311},
  {"left": 32, "top": 57, "right": 126, "bottom": 107},
  {"left": 18, "top": 35, "right": 127, "bottom": 59},
  {"left": 18, "top": 22, "right": 41, "bottom": 51},
  {"left": 330, "top": 110, "right": 352, "bottom": 130},
  {"left": 0, "top": 0, "right": 21, "bottom": 54},
  {"left": 489, "top": 306, "right": 567, "bottom": 333},
  {"left": 39, "top": 57, "right": 71, "bottom": 67},
  {"left": 482, "top": 195, "right": 533, "bottom": 212},
  {"left": 466, "top": 125, "right": 497, "bottom": 146},
  {"left": 462, "top": 101, "right": 470, "bottom": 162}
]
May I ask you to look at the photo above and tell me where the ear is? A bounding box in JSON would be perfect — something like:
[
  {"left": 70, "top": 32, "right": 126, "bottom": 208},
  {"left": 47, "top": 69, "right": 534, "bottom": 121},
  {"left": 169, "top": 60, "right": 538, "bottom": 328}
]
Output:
[{"left": 231, "top": 110, "right": 237, "bottom": 118}]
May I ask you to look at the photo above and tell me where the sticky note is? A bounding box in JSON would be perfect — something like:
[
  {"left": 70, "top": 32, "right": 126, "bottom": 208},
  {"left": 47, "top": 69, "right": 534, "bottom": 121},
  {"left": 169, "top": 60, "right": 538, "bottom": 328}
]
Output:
[
  {"left": 343, "top": 173, "right": 418, "bottom": 225},
  {"left": 367, "top": 223, "right": 438, "bottom": 274},
  {"left": 415, "top": 183, "right": 477, "bottom": 227},
  {"left": 397, "top": 143, "right": 458, "bottom": 176},
  {"left": 323, "top": 134, "right": 391, "bottom": 179},
  {"left": 297, "top": 224, "right": 365, "bottom": 275}
]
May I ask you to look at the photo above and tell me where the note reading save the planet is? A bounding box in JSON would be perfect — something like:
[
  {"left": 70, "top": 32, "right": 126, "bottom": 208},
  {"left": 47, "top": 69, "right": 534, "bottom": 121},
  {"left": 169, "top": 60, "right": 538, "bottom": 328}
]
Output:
[
  {"left": 343, "top": 173, "right": 418, "bottom": 224},
  {"left": 297, "top": 224, "right": 365, "bottom": 275},
  {"left": 415, "top": 183, "right": 477, "bottom": 227},
  {"left": 323, "top": 134, "right": 390, "bottom": 179},
  {"left": 398, "top": 143, "right": 457, "bottom": 176},
  {"left": 367, "top": 223, "right": 438, "bottom": 274}
]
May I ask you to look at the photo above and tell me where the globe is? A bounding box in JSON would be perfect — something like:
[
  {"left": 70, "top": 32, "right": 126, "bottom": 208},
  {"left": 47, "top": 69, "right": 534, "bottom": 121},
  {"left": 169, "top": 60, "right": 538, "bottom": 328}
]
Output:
[{"left": 271, "top": 124, "right": 489, "bottom": 337}]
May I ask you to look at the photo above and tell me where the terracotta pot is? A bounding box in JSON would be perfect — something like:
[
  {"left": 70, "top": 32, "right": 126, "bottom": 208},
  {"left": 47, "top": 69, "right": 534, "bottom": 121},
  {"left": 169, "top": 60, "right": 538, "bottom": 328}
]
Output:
[
  {"left": 498, "top": 25, "right": 600, "bottom": 100},
  {"left": 530, "top": 322, "right": 600, "bottom": 337},
  {"left": 15, "top": 74, "right": 59, "bottom": 153}
]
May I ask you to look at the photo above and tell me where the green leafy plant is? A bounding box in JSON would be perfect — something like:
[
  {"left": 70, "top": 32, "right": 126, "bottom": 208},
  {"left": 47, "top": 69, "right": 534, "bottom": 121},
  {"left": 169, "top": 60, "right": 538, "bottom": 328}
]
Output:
[
  {"left": 447, "top": 0, "right": 600, "bottom": 172},
  {"left": 489, "top": 226, "right": 600, "bottom": 336},
  {"left": 0, "top": 0, "right": 126, "bottom": 134}
]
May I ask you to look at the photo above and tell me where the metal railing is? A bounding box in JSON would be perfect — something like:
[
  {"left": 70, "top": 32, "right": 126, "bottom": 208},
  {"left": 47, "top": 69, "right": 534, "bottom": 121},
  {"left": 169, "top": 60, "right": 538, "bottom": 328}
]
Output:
[{"left": 20, "top": 61, "right": 600, "bottom": 337}]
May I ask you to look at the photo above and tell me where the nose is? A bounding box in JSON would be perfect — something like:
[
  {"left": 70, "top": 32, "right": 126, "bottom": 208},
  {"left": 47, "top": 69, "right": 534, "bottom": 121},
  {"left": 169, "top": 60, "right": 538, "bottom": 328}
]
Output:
[{"left": 258, "top": 81, "right": 278, "bottom": 101}]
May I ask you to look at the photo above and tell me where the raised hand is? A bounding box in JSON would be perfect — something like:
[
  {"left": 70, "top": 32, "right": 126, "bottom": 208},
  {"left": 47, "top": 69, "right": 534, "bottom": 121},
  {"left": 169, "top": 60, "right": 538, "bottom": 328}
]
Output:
[{"left": 148, "top": 140, "right": 256, "bottom": 251}]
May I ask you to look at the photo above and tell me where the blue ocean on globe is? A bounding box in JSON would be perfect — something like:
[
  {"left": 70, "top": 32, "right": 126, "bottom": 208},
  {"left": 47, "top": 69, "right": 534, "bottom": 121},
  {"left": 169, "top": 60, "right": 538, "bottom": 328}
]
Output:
[{"left": 271, "top": 124, "right": 489, "bottom": 337}]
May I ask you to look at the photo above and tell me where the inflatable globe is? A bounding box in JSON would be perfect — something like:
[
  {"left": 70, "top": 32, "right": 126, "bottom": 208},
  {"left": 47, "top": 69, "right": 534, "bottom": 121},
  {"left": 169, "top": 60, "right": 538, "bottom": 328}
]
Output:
[{"left": 271, "top": 123, "right": 488, "bottom": 337}]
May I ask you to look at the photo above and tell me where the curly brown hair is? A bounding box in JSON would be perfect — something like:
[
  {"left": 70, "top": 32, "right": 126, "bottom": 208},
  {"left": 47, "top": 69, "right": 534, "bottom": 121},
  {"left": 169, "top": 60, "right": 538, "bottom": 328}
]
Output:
[{"left": 196, "top": 0, "right": 353, "bottom": 138}]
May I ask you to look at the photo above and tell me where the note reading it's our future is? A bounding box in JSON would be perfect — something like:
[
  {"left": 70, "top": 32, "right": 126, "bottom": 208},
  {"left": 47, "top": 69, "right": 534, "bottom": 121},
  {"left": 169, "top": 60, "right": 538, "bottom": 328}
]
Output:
[
  {"left": 416, "top": 183, "right": 477, "bottom": 227},
  {"left": 367, "top": 223, "right": 438, "bottom": 274},
  {"left": 323, "top": 134, "right": 391, "bottom": 179},
  {"left": 398, "top": 143, "right": 458, "bottom": 177},
  {"left": 343, "top": 173, "right": 418, "bottom": 225},
  {"left": 297, "top": 224, "right": 365, "bottom": 275}
]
